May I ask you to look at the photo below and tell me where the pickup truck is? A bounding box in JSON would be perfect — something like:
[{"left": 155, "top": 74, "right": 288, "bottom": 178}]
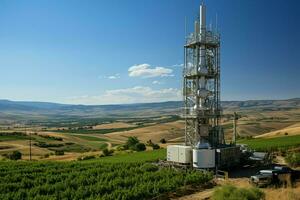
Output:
[
  {"left": 250, "top": 170, "right": 275, "bottom": 187},
  {"left": 250, "top": 166, "right": 299, "bottom": 187}
]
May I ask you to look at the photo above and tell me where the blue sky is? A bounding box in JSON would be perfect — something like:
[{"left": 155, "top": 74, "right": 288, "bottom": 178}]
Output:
[{"left": 0, "top": 0, "right": 299, "bottom": 105}]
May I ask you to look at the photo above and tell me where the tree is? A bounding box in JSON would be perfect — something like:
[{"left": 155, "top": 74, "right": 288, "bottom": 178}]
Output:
[
  {"left": 134, "top": 143, "right": 146, "bottom": 152},
  {"left": 126, "top": 136, "right": 139, "bottom": 147},
  {"left": 7, "top": 151, "right": 22, "bottom": 160},
  {"left": 160, "top": 138, "right": 166, "bottom": 144}
]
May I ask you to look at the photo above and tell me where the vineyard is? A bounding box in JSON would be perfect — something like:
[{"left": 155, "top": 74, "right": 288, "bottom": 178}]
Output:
[
  {"left": 0, "top": 150, "right": 213, "bottom": 200},
  {"left": 238, "top": 135, "right": 300, "bottom": 151}
]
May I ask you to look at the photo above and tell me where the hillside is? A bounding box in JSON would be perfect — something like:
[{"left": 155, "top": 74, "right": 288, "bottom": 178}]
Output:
[
  {"left": 255, "top": 122, "right": 300, "bottom": 138},
  {"left": 0, "top": 98, "right": 299, "bottom": 122},
  {"left": 0, "top": 98, "right": 299, "bottom": 161}
]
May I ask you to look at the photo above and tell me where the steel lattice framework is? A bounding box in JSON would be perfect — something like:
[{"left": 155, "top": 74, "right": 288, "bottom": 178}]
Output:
[{"left": 183, "top": 4, "right": 224, "bottom": 148}]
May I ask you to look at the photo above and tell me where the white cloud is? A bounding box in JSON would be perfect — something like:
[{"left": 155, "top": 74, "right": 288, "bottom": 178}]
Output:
[
  {"left": 152, "top": 80, "right": 161, "bottom": 85},
  {"left": 67, "top": 86, "right": 181, "bottom": 105},
  {"left": 172, "top": 63, "right": 184, "bottom": 67},
  {"left": 108, "top": 76, "right": 117, "bottom": 79},
  {"left": 108, "top": 73, "right": 120, "bottom": 79},
  {"left": 128, "top": 64, "right": 173, "bottom": 78},
  {"left": 99, "top": 73, "right": 120, "bottom": 79}
]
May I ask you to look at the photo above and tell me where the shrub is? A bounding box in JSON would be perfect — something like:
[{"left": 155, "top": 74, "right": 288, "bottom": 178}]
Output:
[
  {"left": 116, "top": 144, "right": 127, "bottom": 151},
  {"left": 126, "top": 136, "right": 139, "bottom": 147},
  {"left": 34, "top": 142, "right": 64, "bottom": 148},
  {"left": 102, "top": 148, "right": 114, "bottom": 156},
  {"left": 285, "top": 152, "right": 300, "bottom": 167},
  {"left": 55, "top": 150, "right": 64, "bottom": 156},
  {"left": 152, "top": 144, "right": 160, "bottom": 150},
  {"left": 38, "top": 135, "right": 63, "bottom": 141},
  {"left": 123, "top": 137, "right": 146, "bottom": 152},
  {"left": 146, "top": 140, "right": 160, "bottom": 150},
  {"left": 160, "top": 138, "right": 166, "bottom": 144},
  {"left": 146, "top": 139, "right": 154, "bottom": 146},
  {"left": 133, "top": 143, "right": 146, "bottom": 152},
  {"left": 212, "top": 185, "right": 264, "bottom": 200},
  {"left": 6, "top": 151, "right": 22, "bottom": 160}
]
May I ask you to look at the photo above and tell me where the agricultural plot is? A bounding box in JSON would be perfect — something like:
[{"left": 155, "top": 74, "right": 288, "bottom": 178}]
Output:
[
  {"left": 98, "top": 148, "right": 166, "bottom": 163},
  {"left": 53, "top": 127, "right": 141, "bottom": 134},
  {"left": 0, "top": 132, "right": 28, "bottom": 142},
  {"left": 0, "top": 149, "right": 212, "bottom": 200},
  {"left": 238, "top": 135, "right": 300, "bottom": 151},
  {"left": 0, "top": 131, "right": 110, "bottom": 159},
  {"left": 71, "top": 135, "right": 108, "bottom": 142}
]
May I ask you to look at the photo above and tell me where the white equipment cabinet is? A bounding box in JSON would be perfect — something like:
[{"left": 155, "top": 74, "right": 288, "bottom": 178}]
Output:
[
  {"left": 193, "top": 149, "right": 215, "bottom": 168},
  {"left": 167, "top": 145, "right": 192, "bottom": 164}
]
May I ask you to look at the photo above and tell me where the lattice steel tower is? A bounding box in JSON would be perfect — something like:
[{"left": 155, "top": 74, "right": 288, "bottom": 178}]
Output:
[{"left": 183, "top": 4, "right": 224, "bottom": 148}]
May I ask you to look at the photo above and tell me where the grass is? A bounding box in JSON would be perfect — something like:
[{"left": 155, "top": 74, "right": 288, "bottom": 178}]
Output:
[
  {"left": 212, "top": 184, "right": 264, "bottom": 200},
  {"left": 49, "top": 143, "right": 91, "bottom": 153},
  {"left": 0, "top": 135, "right": 28, "bottom": 141},
  {"left": 85, "top": 142, "right": 108, "bottom": 150},
  {"left": 238, "top": 135, "right": 300, "bottom": 151},
  {"left": 285, "top": 152, "right": 300, "bottom": 167},
  {"left": 98, "top": 149, "right": 166, "bottom": 163},
  {"left": 71, "top": 134, "right": 108, "bottom": 142},
  {"left": 70, "top": 135, "right": 109, "bottom": 150}
]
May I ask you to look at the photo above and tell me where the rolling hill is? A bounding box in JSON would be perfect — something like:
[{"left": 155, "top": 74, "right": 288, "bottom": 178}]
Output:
[{"left": 0, "top": 98, "right": 299, "bottom": 121}]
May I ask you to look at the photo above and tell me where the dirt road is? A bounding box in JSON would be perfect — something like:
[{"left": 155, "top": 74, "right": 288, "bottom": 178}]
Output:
[{"left": 175, "top": 178, "right": 300, "bottom": 200}]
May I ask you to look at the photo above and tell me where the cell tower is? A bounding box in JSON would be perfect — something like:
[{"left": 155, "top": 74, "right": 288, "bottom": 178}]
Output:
[
  {"left": 167, "top": 3, "right": 240, "bottom": 169},
  {"left": 183, "top": 4, "right": 224, "bottom": 148}
]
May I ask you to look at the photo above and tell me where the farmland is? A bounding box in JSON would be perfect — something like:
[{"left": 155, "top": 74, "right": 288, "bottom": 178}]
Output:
[
  {"left": 0, "top": 149, "right": 212, "bottom": 200},
  {"left": 98, "top": 148, "right": 166, "bottom": 163},
  {"left": 0, "top": 99, "right": 299, "bottom": 200},
  {"left": 0, "top": 99, "right": 299, "bottom": 161},
  {"left": 238, "top": 135, "right": 300, "bottom": 151}
]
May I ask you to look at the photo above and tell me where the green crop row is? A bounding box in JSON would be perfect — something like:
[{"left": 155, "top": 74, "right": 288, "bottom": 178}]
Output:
[
  {"left": 0, "top": 149, "right": 212, "bottom": 200},
  {"left": 238, "top": 135, "right": 300, "bottom": 152}
]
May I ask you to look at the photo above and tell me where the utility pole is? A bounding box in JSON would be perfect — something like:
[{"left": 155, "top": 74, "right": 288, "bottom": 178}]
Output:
[
  {"left": 29, "top": 130, "right": 32, "bottom": 161},
  {"left": 26, "top": 123, "right": 32, "bottom": 161},
  {"left": 232, "top": 112, "right": 239, "bottom": 145}
]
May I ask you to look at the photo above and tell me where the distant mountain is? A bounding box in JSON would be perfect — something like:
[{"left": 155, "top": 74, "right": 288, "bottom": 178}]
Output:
[
  {"left": 0, "top": 100, "right": 68, "bottom": 111},
  {"left": 0, "top": 100, "right": 182, "bottom": 113},
  {"left": 0, "top": 98, "right": 299, "bottom": 121},
  {"left": 222, "top": 98, "right": 300, "bottom": 109}
]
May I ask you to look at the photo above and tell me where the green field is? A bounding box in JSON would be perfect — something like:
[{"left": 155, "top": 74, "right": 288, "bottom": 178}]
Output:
[
  {"left": 98, "top": 149, "right": 166, "bottom": 163},
  {"left": 71, "top": 135, "right": 108, "bottom": 142},
  {"left": 0, "top": 132, "right": 28, "bottom": 142},
  {"left": 0, "top": 149, "right": 212, "bottom": 200},
  {"left": 238, "top": 135, "right": 300, "bottom": 151},
  {"left": 0, "top": 135, "right": 28, "bottom": 142},
  {"left": 53, "top": 127, "right": 140, "bottom": 134}
]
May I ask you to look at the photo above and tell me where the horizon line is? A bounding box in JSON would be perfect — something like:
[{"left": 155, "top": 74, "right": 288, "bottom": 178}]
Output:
[{"left": 0, "top": 97, "right": 299, "bottom": 107}]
